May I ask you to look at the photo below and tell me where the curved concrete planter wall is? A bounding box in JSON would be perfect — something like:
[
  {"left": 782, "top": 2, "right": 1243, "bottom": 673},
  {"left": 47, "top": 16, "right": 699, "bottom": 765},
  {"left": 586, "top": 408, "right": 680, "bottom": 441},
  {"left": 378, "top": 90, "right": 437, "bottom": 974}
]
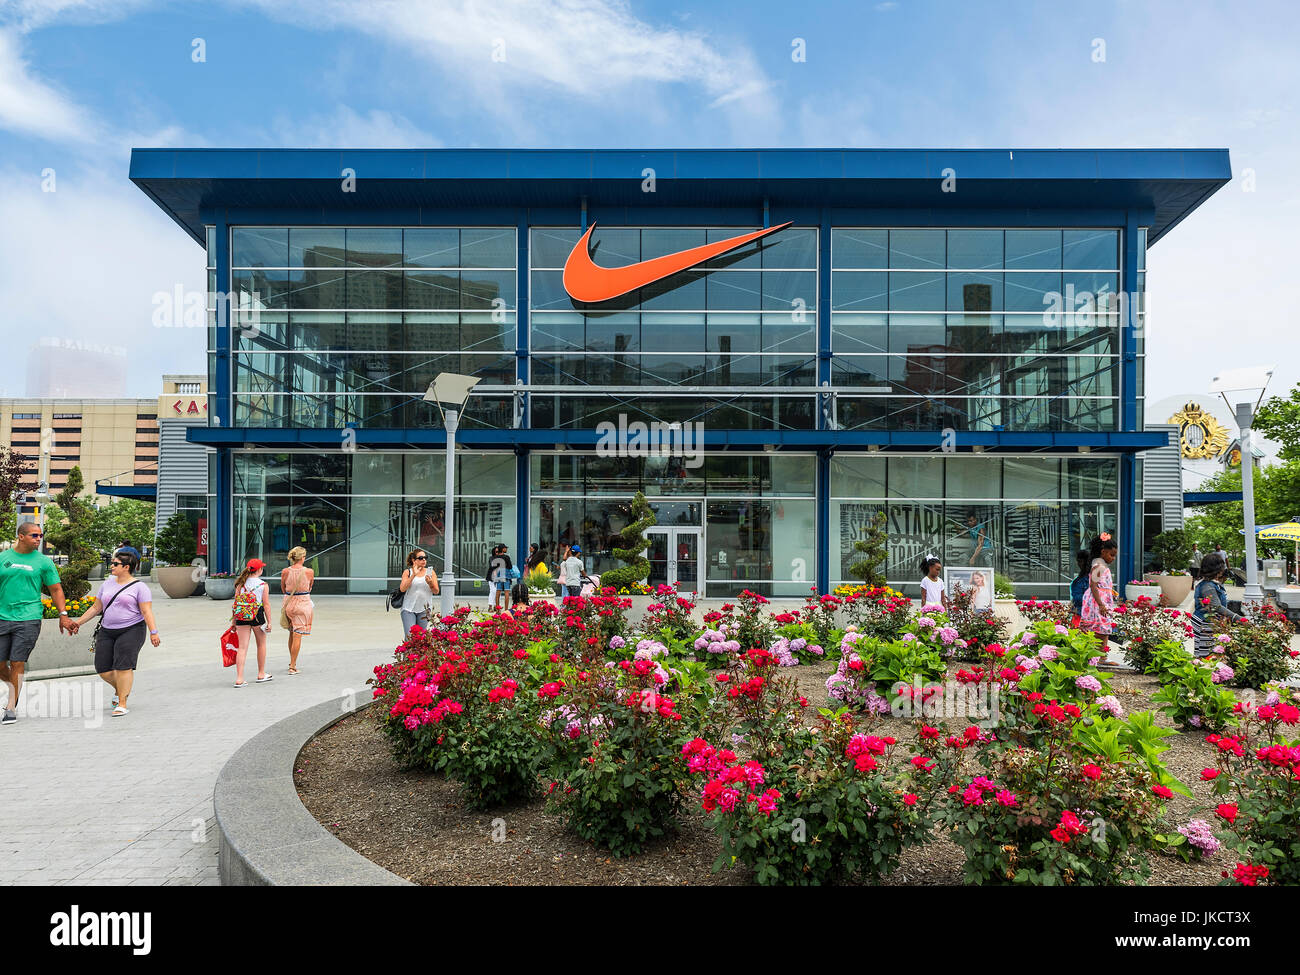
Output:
[{"left": 214, "top": 697, "right": 410, "bottom": 886}]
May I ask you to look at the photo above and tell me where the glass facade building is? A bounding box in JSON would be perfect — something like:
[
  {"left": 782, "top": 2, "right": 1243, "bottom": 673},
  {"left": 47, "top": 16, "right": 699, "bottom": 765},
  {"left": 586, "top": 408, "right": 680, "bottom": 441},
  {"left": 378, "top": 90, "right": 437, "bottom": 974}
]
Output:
[{"left": 132, "top": 148, "right": 1230, "bottom": 597}]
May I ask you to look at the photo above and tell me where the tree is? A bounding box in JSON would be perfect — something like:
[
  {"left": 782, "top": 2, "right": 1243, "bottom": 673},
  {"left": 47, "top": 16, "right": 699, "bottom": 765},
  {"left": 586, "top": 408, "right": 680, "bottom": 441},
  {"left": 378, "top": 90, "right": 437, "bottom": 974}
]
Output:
[
  {"left": 601, "top": 492, "right": 656, "bottom": 592},
  {"left": 1185, "top": 462, "right": 1300, "bottom": 563},
  {"left": 154, "top": 510, "right": 198, "bottom": 567},
  {"left": 0, "top": 445, "right": 28, "bottom": 529},
  {"left": 85, "top": 499, "right": 158, "bottom": 555},
  {"left": 42, "top": 467, "right": 97, "bottom": 599},
  {"left": 848, "top": 510, "right": 889, "bottom": 587},
  {"left": 1255, "top": 384, "right": 1300, "bottom": 462}
]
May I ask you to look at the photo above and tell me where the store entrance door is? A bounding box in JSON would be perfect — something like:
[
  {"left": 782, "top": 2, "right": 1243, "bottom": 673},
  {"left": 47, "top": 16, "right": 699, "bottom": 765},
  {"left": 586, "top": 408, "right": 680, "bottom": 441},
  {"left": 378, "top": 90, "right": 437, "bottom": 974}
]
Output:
[{"left": 646, "top": 528, "right": 702, "bottom": 593}]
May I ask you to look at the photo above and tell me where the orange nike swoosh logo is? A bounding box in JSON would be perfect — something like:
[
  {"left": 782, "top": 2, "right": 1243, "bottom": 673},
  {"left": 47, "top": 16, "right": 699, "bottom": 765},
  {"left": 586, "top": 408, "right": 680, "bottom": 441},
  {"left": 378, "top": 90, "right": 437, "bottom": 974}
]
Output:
[{"left": 563, "top": 221, "right": 793, "bottom": 303}]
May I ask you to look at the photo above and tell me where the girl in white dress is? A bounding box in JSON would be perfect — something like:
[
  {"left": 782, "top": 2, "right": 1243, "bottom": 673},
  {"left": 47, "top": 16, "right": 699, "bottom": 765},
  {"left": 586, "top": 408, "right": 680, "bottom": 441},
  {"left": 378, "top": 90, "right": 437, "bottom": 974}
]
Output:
[{"left": 920, "top": 556, "right": 948, "bottom": 611}]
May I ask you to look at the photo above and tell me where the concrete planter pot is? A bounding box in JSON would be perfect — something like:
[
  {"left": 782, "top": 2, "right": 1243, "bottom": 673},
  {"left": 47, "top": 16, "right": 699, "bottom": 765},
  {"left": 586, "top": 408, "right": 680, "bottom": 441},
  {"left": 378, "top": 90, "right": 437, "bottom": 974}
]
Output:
[
  {"left": 1125, "top": 583, "right": 1162, "bottom": 603},
  {"left": 1157, "top": 574, "right": 1194, "bottom": 607},
  {"left": 157, "top": 566, "right": 199, "bottom": 599},
  {"left": 28, "top": 618, "right": 94, "bottom": 676},
  {"left": 206, "top": 577, "right": 237, "bottom": 601}
]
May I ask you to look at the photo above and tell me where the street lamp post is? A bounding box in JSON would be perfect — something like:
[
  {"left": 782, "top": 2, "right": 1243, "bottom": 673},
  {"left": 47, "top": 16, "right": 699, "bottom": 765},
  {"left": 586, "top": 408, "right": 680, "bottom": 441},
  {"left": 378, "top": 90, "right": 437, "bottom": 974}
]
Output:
[
  {"left": 425, "top": 373, "right": 481, "bottom": 618},
  {"left": 1211, "top": 365, "right": 1275, "bottom": 611}
]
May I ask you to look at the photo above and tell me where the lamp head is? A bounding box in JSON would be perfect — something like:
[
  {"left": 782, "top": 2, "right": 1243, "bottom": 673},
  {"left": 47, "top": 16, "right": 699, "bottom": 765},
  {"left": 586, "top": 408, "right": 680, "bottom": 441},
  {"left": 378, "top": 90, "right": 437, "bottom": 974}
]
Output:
[{"left": 424, "top": 373, "right": 481, "bottom": 410}]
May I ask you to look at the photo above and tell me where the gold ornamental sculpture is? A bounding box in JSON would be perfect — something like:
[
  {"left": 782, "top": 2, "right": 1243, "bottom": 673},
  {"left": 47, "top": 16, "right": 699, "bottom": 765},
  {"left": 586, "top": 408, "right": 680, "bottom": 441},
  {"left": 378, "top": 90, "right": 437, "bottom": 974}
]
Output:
[{"left": 1168, "top": 402, "right": 1231, "bottom": 459}]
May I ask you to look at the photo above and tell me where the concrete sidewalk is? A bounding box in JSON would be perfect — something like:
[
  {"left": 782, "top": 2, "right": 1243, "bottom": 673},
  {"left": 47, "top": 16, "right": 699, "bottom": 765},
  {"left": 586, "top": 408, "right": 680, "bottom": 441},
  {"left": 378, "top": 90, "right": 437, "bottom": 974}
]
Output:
[{"left": 5, "top": 588, "right": 400, "bottom": 886}]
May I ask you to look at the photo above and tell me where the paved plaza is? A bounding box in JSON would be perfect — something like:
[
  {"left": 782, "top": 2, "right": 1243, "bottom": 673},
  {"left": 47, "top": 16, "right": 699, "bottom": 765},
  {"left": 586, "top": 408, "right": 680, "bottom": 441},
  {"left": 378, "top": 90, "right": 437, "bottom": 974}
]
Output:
[{"left": 3, "top": 590, "right": 409, "bottom": 886}]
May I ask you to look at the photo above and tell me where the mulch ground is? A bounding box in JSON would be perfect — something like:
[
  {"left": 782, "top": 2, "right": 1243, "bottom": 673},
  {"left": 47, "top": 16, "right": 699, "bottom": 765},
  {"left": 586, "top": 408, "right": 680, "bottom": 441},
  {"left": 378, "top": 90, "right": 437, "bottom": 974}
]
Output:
[{"left": 295, "top": 660, "right": 1230, "bottom": 885}]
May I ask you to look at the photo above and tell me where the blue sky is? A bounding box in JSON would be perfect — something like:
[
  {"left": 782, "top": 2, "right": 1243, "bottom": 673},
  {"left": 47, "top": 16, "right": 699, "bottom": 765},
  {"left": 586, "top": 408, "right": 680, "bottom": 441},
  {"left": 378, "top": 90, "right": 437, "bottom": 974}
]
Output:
[{"left": 1, "top": 0, "right": 1296, "bottom": 413}]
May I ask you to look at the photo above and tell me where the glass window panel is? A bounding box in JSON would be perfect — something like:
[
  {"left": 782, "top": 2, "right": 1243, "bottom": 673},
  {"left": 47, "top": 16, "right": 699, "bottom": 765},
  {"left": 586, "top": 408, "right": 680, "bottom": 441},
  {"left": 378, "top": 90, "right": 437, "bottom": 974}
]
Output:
[
  {"left": 460, "top": 269, "right": 516, "bottom": 310},
  {"left": 346, "top": 270, "right": 402, "bottom": 309},
  {"left": 761, "top": 228, "right": 817, "bottom": 268},
  {"left": 945, "top": 456, "right": 1000, "bottom": 499},
  {"left": 946, "top": 503, "right": 999, "bottom": 569},
  {"left": 529, "top": 453, "right": 581, "bottom": 493},
  {"left": 233, "top": 269, "right": 289, "bottom": 310},
  {"left": 640, "top": 354, "right": 705, "bottom": 385},
  {"left": 459, "top": 228, "right": 514, "bottom": 268},
  {"left": 888, "top": 314, "right": 945, "bottom": 354},
  {"left": 833, "top": 229, "right": 888, "bottom": 269},
  {"left": 345, "top": 229, "right": 403, "bottom": 268},
  {"left": 883, "top": 501, "right": 947, "bottom": 581},
  {"left": 1138, "top": 228, "right": 1147, "bottom": 271},
  {"left": 205, "top": 226, "right": 217, "bottom": 267},
  {"left": 889, "top": 271, "right": 944, "bottom": 311},
  {"left": 704, "top": 455, "right": 769, "bottom": 495},
  {"left": 288, "top": 269, "right": 347, "bottom": 309},
  {"left": 1004, "top": 272, "right": 1061, "bottom": 313},
  {"left": 831, "top": 356, "right": 889, "bottom": 388},
  {"left": 641, "top": 228, "right": 706, "bottom": 260},
  {"left": 461, "top": 311, "right": 514, "bottom": 353},
  {"left": 292, "top": 453, "right": 348, "bottom": 495},
  {"left": 707, "top": 313, "right": 760, "bottom": 353},
  {"left": 530, "top": 313, "right": 583, "bottom": 352},
  {"left": 947, "top": 272, "right": 1001, "bottom": 312},
  {"left": 1004, "top": 457, "right": 1061, "bottom": 499},
  {"left": 587, "top": 228, "right": 640, "bottom": 266},
  {"left": 529, "top": 271, "right": 573, "bottom": 311},
  {"left": 530, "top": 228, "right": 581, "bottom": 269},
  {"left": 947, "top": 313, "right": 1002, "bottom": 354},
  {"left": 706, "top": 271, "right": 761, "bottom": 310},
  {"left": 404, "top": 228, "right": 460, "bottom": 268},
  {"left": 762, "top": 313, "right": 816, "bottom": 355},
  {"left": 771, "top": 454, "right": 815, "bottom": 496},
  {"left": 762, "top": 271, "right": 816, "bottom": 311},
  {"left": 831, "top": 313, "right": 887, "bottom": 354},
  {"left": 235, "top": 452, "right": 290, "bottom": 494},
  {"left": 1001, "top": 500, "right": 1067, "bottom": 584},
  {"left": 404, "top": 312, "right": 459, "bottom": 350},
  {"left": 830, "top": 455, "right": 886, "bottom": 497},
  {"left": 641, "top": 316, "right": 706, "bottom": 353},
  {"left": 946, "top": 230, "right": 1003, "bottom": 269},
  {"left": 1062, "top": 271, "right": 1118, "bottom": 312},
  {"left": 888, "top": 457, "right": 943, "bottom": 498},
  {"left": 458, "top": 453, "right": 515, "bottom": 494},
  {"left": 232, "top": 227, "right": 288, "bottom": 268},
  {"left": 1005, "top": 230, "right": 1061, "bottom": 269},
  {"left": 889, "top": 230, "right": 944, "bottom": 269},
  {"left": 403, "top": 453, "right": 447, "bottom": 496},
  {"left": 289, "top": 228, "right": 345, "bottom": 267},
  {"left": 344, "top": 312, "right": 402, "bottom": 350},
  {"left": 1063, "top": 229, "right": 1119, "bottom": 269},
  {"left": 640, "top": 270, "right": 705, "bottom": 311},
  {"left": 832, "top": 271, "right": 887, "bottom": 311},
  {"left": 700, "top": 227, "right": 761, "bottom": 270},
  {"left": 707, "top": 500, "right": 773, "bottom": 586},
  {"left": 405, "top": 271, "right": 459, "bottom": 310}
]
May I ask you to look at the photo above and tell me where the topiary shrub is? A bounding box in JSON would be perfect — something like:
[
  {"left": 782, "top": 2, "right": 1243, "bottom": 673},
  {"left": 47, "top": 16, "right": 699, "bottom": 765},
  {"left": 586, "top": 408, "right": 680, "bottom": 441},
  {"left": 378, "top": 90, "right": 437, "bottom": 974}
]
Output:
[{"left": 601, "top": 491, "right": 656, "bottom": 592}]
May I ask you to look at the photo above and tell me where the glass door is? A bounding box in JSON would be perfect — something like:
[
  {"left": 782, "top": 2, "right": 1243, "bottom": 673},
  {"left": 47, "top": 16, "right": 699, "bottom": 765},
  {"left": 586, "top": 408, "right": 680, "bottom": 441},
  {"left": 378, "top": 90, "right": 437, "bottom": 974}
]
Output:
[
  {"left": 646, "top": 527, "right": 701, "bottom": 592},
  {"left": 647, "top": 529, "right": 670, "bottom": 589}
]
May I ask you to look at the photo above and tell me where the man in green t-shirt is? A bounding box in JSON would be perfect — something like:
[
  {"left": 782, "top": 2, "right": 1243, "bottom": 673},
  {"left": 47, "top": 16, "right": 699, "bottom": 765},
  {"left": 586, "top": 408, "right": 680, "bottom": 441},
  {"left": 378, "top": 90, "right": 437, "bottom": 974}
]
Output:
[{"left": 1, "top": 521, "right": 73, "bottom": 724}]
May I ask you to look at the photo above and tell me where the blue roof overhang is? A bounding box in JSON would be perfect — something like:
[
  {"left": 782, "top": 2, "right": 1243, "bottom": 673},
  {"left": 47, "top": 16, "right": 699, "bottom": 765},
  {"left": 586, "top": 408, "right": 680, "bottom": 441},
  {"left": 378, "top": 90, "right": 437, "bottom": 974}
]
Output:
[
  {"left": 187, "top": 426, "right": 1171, "bottom": 454},
  {"left": 131, "top": 147, "right": 1231, "bottom": 246}
]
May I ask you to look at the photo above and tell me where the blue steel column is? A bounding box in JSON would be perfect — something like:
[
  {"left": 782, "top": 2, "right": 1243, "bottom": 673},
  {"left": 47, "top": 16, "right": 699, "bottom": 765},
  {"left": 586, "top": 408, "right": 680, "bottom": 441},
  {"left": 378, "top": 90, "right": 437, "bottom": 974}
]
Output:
[
  {"left": 516, "top": 212, "right": 530, "bottom": 550},
  {"left": 816, "top": 209, "right": 833, "bottom": 594},
  {"left": 213, "top": 217, "right": 233, "bottom": 574},
  {"left": 1119, "top": 212, "right": 1140, "bottom": 579}
]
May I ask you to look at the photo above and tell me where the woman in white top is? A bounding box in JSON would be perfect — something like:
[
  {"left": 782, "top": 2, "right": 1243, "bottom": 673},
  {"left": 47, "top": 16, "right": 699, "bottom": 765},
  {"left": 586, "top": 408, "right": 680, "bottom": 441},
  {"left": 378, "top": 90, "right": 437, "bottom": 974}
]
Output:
[
  {"left": 399, "top": 548, "right": 439, "bottom": 637},
  {"left": 232, "top": 558, "right": 272, "bottom": 687},
  {"left": 920, "top": 556, "right": 948, "bottom": 611}
]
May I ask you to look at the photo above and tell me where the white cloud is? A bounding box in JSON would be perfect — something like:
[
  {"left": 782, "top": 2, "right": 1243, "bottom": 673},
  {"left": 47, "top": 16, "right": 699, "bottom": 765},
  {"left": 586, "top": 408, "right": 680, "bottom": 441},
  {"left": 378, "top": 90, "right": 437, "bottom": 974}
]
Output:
[
  {"left": 269, "top": 105, "right": 440, "bottom": 148},
  {"left": 238, "top": 0, "right": 776, "bottom": 116},
  {"left": 0, "top": 166, "right": 206, "bottom": 399},
  {"left": 0, "top": 29, "right": 97, "bottom": 142}
]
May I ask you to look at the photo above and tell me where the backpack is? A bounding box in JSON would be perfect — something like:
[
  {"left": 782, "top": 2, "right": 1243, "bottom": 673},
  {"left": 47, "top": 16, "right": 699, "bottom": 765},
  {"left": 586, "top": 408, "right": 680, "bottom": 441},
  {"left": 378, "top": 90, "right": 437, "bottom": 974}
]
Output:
[{"left": 232, "top": 586, "right": 261, "bottom": 623}]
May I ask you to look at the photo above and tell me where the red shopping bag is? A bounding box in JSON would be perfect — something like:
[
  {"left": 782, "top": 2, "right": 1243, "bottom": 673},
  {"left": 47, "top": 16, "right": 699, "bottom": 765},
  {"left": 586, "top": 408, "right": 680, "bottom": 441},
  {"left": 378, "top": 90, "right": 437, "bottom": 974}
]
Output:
[{"left": 220, "top": 626, "right": 239, "bottom": 667}]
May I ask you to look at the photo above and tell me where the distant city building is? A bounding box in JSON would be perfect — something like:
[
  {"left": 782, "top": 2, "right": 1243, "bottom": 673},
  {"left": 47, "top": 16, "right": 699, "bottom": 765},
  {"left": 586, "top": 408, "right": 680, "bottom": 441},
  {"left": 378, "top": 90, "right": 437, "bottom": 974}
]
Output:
[{"left": 25, "top": 338, "right": 128, "bottom": 398}]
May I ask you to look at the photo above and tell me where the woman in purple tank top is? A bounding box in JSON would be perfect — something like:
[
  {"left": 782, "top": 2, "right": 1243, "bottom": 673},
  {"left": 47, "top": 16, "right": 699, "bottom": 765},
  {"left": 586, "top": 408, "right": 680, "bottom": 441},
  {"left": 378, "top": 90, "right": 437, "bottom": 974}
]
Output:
[{"left": 70, "top": 548, "right": 160, "bottom": 717}]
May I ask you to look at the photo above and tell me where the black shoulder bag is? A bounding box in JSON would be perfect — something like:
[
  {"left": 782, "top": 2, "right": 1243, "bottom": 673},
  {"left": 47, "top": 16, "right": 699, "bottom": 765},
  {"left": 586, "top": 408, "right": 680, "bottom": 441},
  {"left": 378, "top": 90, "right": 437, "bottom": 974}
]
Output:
[{"left": 89, "top": 580, "right": 142, "bottom": 651}]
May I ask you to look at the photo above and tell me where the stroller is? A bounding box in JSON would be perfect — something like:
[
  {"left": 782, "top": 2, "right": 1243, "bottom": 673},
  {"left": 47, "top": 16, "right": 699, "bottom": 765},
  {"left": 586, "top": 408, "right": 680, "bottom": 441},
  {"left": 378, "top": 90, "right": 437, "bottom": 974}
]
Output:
[{"left": 579, "top": 572, "right": 601, "bottom": 598}]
